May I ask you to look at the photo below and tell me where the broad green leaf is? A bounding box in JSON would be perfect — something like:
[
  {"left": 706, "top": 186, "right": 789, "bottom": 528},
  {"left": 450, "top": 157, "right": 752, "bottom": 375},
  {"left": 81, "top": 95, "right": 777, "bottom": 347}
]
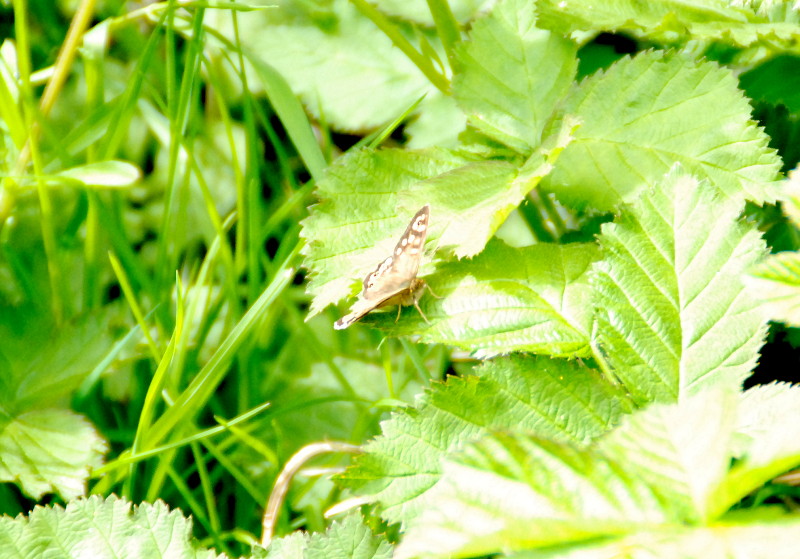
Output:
[
  {"left": 453, "top": 0, "right": 578, "bottom": 152},
  {"left": 717, "top": 383, "right": 800, "bottom": 516},
  {"left": 744, "top": 251, "right": 800, "bottom": 326},
  {"left": 395, "top": 431, "right": 671, "bottom": 559},
  {"left": 301, "top": 147, "right": 468, "bottom": 317},
  {"left": 379, "top": 0, "right": 494, "bottom": 26},
  {"left": 541, "top": 51, "right": 781, "bottom": 210},
  {"left": 0, "top": 495, "right": 224, "bottom": 558},
  {"left": 338, "top": 355, "right": 626, "bottom": 525},
  {"left": 257, "top": 514, "right": 391, "bottom": 559},
  {"left": 238, "top": 0, "right": 436, "bottom": 133},
  {"left": 304, "top": 120, "right": 576, "bottom": 320},
  {"left": 0, "top": 409, "right": 106, "bottom": 499},
  {"left": 598, "top": 389, "right": 737, "bottom": 524},
  {"left": 779, "top": 170, "right": 800, "bottom": 228},
  {"left": 591, "top": 167, "right": 767, "bottom": 404},
  {"left": 55, "top": 160, "right": 141, "bottom": 188},
  {"left": 404, "top": 94, "right": 466, "bottom": 149},
  {"left": 537, "top": 0, "right": 800, "bottom": 48},
  {"left": 394, "top": 389, "right": 789, "bottom": 559},
  {"left": 366, "top": 240, "right": 599, "bottom": 359},
  {"left": 507, "top": 513, "right": 800, "bottom": 559},
  {"left": 0, "top": 310, "right": 112, "bottom": 498}
]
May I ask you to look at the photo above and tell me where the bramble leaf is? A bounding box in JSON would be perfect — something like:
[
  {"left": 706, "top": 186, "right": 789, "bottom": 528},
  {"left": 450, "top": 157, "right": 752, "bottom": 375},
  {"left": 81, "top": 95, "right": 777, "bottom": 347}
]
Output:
[
  {"left": 257, "top": 514, "right": 391, "bottom": 559},
  {"left": 395, "top": 387, "right": 800, "bottom": 559},
  {"left": 0, "top": 495, "right": 224, "bottom": 559},
  {"left": 369, "top": 240, "right": 599, "bottom": 359},
  {"left": 591, "top": 167, "right": 767, "bottom": 404},
  {"left": 338, "top": 355, "right": 626, "bottom": 525},
  {"left": 302, "top": 117, "right": 575, "bottom": 319},
  {"left": 453, "top": 0, "right": 578, "bottom": 152},
  {"left": 542, "top": 51, "right": 781, "bottom": 210},
  {"left": 537, "top": 0, "right": 800, "bottom": 49}
]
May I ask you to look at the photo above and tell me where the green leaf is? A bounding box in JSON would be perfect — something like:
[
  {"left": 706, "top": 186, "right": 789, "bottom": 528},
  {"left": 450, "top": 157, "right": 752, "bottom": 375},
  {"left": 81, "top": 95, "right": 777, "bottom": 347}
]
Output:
[
  {"left": 304, "top": 120, "right": 576, "bottom": 320},
  {"left": 0, "top": 495, "right": 224, "bottom": 558},
  {"left": 368, "top": 239, "right": 599, "bottom": 359},
  {"left": 378, "top": 0, "right": 494, "bottom": 26},
  {"left": 0, "top": 409, "right": 106, "bottom": 500},
  {"left": 542, "top": 51, "right": 781, "bottom": 210},
  {"left": 718, "top": 383, "right": 800, "bottom": 516},
  {"left": 241, "top": 1, "right": 438, "bottom": 133},
  {"left": 246, "top": 55, "right": 328, "bottom": 182},
  {"left": 506, "top": 514, "right": 800, "bottom": 559},
  {"left": 598, "top": 389, "right": 738, "bottom": 524},
  {"left": 395, "top": 431, "right": 671, "bottom": 559},
  {"left": 301, "top": 147, "right": 469, "bottom": 317},
  {"left": 0, "top": 310, "right": 112, "bottom": 499},
  {"left": 744, "top": 251, "right": 800, "bottom": 327},
  {"left": 453, "top": 0, "right": 578, "bottom": 152},
  {"left": 537, "top": 0, "right": 800, "bottom": 49},
  {"left": 338, "top": 355, "right": 626, "bottom": 526},
  {"left": 394, "top": 388, "right": 799, "bottom": 559},
  {"left": 591, "top": 166, "right": 767, "bottom": 404},
  {"left": 257, "top": 514, "right": 392, "bottom": 559},
  {"left": 55, "top": 160, "right": 141, "bottom": 188}
]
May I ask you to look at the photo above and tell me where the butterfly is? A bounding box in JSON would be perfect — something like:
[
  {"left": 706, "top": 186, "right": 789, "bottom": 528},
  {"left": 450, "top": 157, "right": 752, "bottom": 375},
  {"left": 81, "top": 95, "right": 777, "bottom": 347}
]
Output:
[{"left": 334, "top": 204, "right": 435, "bottom": 330}]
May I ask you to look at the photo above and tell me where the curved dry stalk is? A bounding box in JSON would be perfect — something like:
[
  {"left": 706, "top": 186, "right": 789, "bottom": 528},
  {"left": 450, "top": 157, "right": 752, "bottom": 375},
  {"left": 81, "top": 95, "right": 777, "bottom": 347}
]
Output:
[{"left": 260, "top": 440, "right": 361, "bottom": 547}]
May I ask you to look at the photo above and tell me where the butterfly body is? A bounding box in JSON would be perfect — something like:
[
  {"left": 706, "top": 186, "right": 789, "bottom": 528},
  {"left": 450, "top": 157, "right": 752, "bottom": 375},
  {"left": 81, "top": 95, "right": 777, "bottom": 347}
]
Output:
[{"left": 334, "top": 205, "right": 431, "bottom": 330}]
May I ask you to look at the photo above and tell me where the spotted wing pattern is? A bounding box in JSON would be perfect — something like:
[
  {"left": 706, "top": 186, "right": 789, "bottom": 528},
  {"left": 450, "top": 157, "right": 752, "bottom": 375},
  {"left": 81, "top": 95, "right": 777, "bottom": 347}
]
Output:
[{"left": 334, "top": 205, "right": 430, "bottom": 329}]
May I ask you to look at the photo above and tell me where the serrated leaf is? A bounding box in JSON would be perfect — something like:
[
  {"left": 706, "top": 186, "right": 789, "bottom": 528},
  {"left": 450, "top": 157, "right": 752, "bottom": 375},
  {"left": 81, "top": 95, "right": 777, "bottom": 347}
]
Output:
[
  {"left": 537, "top": 0, "right": 800, "bottom": 49},
  {"left": 367, "top": 240, "right": 599, "bottom": 358},
  {"left": 744, "top": 251, "right": 800, "bottom": 327},
  {"left": 506, "top": 514, "right": 800, "bottom": 559},
  {"left": 338, "top": 355, "right": 626, "bottom": 526},
  {"left": 717, "top": 383, "right": 800, "bottom": 516},
  {"left": 395, "top": 389, "right": 795, "bottom": 559},
  {"left": 591, "top": 166, "right": 767, "bottom": 404},
  {"left": 0, "top": 409, "right": 106, "bottom": 500},
  {"left": 598, "top": 389, "right": 738, "bottom": 524},
  {"left": 0, "top": 495, "right": 224, "bottom": 558},
  {"left": 739, "top": 55, "right": 800, "bottom": 114},
  {"left": 301, "top": 147, "right": 469, "bottom": 317},
  {"left": 0, "top": 310, "right": 112, "bottom": 499},
  {"left": 302, "top": 123, "right": 576, "bottom": 319},
  {"left": 541, "top": 51, "right": 781, "bottom": 210},
  {"left": 258, "top": 514, "right": 392, "bottom": 559},
  {"left": 241, "top": 0, "right": 437, "bottom": 133},
  {"left": 395, "top": 431, "right": 671, "bottom": 559},
  {"left": 453, "top": 0, "right": 578, "bottom": 152},
  {"left": 55, "top": 159, "right": 141, "bottom": 188}
]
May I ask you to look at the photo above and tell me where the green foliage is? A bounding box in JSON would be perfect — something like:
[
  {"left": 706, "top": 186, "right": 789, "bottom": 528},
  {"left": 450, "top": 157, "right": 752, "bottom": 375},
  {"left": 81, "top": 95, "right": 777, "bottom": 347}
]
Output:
[
  {"left": 0, "top": 311, "right": 110, "bottom": 499},
  {"left": 452, "top": 0, "right": 578, "bottom": 152},
  {"left": 537, "top": 0, "right": 800, "bottom": 48},
  {"left": 257, "top": 513, "right": 392, "bottom": 559},
  {"left": 542, "top": 51, "right": 781, "bottom": 210},
  {"left": 2, "top": 0, "right": 800, "bottom": 557},
  {"left": 338, "top": 355, "right": 628, "bottom": 525},
  {"left": 373, "top": 240, "right": 600, "bottom": 358},
  {"left": 592, "top": 167, "right": 767, "bottom": 404},
  {"left": 394, "top": 386, "right": 800, "bottom": 559},
  {"left": 0, "top": 495, "right": 224, "bottom": 558}
]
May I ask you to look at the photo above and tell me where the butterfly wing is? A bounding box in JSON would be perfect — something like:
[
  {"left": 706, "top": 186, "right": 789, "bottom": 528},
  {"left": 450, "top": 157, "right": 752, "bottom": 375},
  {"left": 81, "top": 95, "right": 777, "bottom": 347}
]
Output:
[
  {"left": 361, "top": 204, "right": 429, "bottom": 301},
  {"left": 334, "top": 205, "right": 430, "bottom": 330}
]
